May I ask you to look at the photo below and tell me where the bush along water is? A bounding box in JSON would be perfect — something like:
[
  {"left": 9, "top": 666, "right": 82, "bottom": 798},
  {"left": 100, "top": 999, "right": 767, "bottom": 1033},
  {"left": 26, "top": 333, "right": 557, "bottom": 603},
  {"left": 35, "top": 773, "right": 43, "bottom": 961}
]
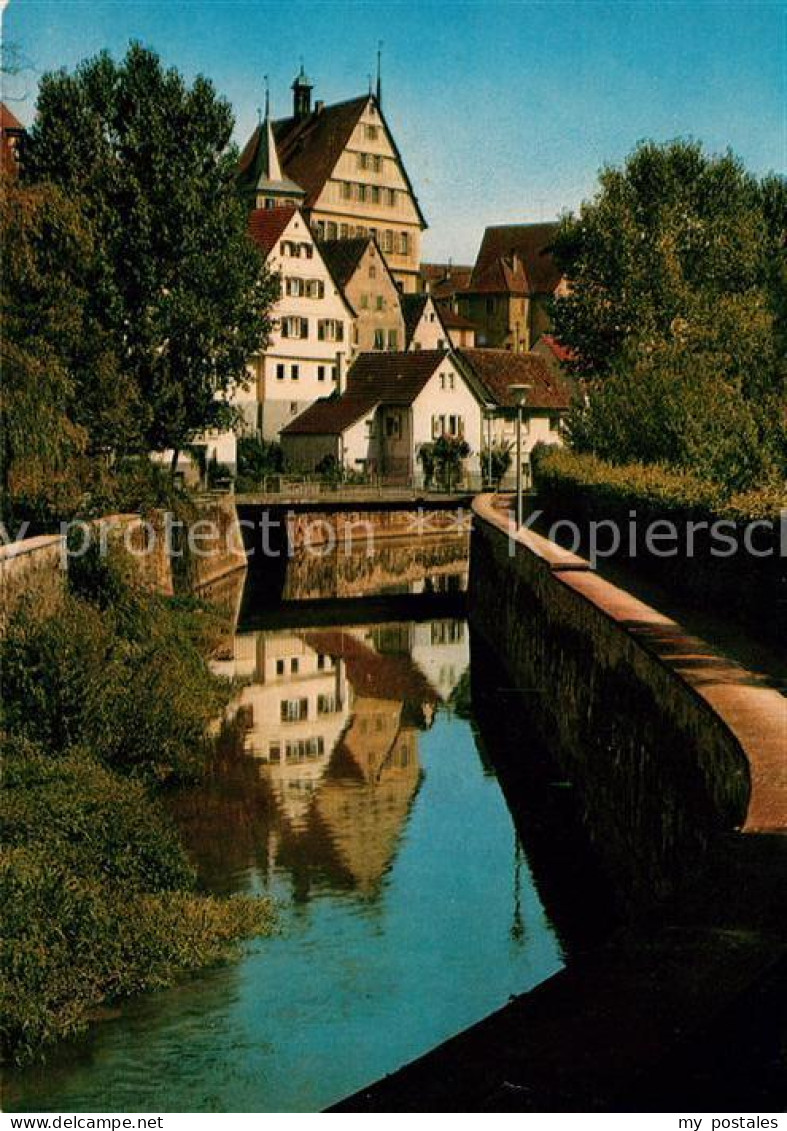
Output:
[{"left": 0, "top": 547, "right": 274, "bottom": 1066}]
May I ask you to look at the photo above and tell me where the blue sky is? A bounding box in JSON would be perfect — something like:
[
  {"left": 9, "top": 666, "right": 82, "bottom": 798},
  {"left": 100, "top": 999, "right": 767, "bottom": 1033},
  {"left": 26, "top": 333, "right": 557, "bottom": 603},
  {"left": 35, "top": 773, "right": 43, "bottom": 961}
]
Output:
[{"left": 3, "top": 0, "right": 785, "bottom": 262}]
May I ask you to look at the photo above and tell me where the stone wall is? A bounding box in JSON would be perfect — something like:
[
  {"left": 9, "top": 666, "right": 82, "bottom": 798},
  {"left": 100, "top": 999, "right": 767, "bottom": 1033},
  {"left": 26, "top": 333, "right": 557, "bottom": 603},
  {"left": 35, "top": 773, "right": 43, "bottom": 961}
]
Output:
[
  {"left": 469, "top": 495, "right": 786, "bottom": 902},
  {"left": 0, "top": 535, "right": 66, "bottom": 627}
]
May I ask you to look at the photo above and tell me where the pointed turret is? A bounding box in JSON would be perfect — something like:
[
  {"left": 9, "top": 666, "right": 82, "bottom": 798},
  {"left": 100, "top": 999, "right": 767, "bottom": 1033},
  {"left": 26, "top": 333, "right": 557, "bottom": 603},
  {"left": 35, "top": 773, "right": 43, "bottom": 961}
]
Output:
[{"left": 236, "top": 88, "right": 306, "bottom": 211}]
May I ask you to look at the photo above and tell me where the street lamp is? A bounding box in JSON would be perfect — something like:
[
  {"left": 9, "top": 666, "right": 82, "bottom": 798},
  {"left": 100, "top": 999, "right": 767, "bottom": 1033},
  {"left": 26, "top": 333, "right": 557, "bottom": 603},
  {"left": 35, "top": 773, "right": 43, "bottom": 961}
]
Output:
[{"left": 509, "top": 383, "right": 531, "bottom": 527}]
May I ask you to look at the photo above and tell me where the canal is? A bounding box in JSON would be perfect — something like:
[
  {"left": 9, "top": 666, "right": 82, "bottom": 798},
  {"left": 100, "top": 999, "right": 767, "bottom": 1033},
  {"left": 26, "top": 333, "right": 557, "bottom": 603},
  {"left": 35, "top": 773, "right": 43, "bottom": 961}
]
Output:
[{"left": 7, "top": 537, "right": 576, "bottom": 1114}]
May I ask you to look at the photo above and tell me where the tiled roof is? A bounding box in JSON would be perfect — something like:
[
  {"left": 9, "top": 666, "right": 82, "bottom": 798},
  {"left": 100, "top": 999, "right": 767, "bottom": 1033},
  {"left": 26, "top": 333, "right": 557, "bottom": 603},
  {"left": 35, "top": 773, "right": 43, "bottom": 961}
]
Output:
[
  {"left": 469, "top": 222, "right": 562, "bottom": 295},
  {"left": 236, "top": 122, "right": 305, "bottom": 199},
  {"left": 247, "top": 205, "right": 298, "bottom": 257},
  {"left": 1, "top": 103, "right": 24, "bottom": 131},
  {"left": 538, "top": 334, "right": 577, "bottom": 363},
  {"left": 420, "top": 262, "right": 473, "bottom": 300},
  {"left": 458, "top": 349, "right": 573, "bottom": 410},
  {"left": 271, "top": 96, "right": 369, "bottom": 210},
  {"left": 400, "top": 294, "right": 430, "bottom": 347},
  {"left": 436, "top": 301, "right": 476, "bottom": 330},
  {"left": 346, "top": 349, "right": 449, "bottom": 404},
  {"left": 280, "top": 392, "right": 379, "bottom": 435},
  {"left": 317, "top": 237, "right": 371, "bottom": 288}
]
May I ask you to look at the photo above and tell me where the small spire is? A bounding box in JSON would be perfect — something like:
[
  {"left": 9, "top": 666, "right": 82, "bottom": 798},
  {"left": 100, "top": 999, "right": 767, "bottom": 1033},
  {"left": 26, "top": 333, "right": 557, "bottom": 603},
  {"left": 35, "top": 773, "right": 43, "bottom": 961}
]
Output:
[
  {"left": 264, "top": 74, "right": 270, "bottom": 121},
  {"left": 376, "top": 40, "right": 383, "bottom": 107}
]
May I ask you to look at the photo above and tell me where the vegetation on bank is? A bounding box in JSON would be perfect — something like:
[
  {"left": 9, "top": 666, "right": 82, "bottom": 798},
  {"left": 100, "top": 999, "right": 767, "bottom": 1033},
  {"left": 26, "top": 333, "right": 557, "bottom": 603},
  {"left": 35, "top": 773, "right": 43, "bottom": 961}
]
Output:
[
  {"left": 0, "top": 548, "right": 273, "bottom": 1066},
  {"left": 532, "top": 446, "right": 786, "bottom": 525},
  {"left": 550, "top": 140, "right": 786, "bottom": 494}
]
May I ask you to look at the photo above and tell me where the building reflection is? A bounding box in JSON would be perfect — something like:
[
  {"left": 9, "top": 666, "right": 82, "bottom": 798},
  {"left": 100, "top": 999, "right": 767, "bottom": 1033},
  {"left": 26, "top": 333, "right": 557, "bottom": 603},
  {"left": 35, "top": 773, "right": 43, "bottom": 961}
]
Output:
[{"left": 187, "top": 617, "right": 470, "bottom": 900}]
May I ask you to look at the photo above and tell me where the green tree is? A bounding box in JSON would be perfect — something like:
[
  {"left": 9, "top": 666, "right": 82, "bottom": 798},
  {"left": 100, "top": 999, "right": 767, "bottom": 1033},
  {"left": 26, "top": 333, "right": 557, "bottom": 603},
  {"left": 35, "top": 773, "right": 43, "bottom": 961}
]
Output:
[
  {"left": 550, "top": 141, "right": 786, "bottom": 489},
  {"left": 23, "top": 43, "right": 277, "bottom": 465}
]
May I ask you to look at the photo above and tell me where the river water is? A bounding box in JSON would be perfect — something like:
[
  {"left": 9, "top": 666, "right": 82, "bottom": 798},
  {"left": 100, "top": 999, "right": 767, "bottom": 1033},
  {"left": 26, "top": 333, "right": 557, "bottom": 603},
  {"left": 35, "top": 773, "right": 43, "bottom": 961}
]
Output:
[{"left": 7, "top": 539, "right": 567, "bottom": 1114}]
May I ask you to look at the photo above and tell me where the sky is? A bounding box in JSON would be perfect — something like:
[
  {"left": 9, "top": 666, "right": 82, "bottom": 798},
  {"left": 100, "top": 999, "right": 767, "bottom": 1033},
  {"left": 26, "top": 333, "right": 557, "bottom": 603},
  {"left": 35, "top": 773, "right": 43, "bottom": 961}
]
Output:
[{"left": 2, "top": 0, "right": 785, "bottom": 262}]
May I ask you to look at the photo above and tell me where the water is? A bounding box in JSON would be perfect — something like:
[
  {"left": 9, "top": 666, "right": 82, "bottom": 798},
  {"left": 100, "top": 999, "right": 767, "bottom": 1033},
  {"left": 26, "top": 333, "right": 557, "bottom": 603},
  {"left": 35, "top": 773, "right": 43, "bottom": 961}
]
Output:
[{"left": 7, "top": 551, "right": 565, "bottom": 1113}]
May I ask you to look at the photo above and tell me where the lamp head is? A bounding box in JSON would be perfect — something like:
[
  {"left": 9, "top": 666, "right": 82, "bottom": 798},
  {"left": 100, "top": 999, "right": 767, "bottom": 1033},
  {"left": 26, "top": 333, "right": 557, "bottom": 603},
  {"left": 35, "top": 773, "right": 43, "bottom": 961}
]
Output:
[{"left": 509, "top": 383, "right": 531, "bottom": 407}]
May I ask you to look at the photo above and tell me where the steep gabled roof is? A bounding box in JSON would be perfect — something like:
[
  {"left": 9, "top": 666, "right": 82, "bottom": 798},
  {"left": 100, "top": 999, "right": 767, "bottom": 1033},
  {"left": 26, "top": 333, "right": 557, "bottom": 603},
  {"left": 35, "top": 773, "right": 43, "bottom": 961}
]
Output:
[
  {"left": 237, "top": 118, "right": 305, "bottom": 200},
  {"left": 241, "top": 93, "right": 427, "bottom": 229},
  {"left": 280, "top": 392, "right": 380, "bottom": 436},
  {"left": 346, "top": 349, "right": 452, "bottom": 404},
  {"left": 247, "top": 205, "right": 298, "bottom": 258},
  {"left": 458, "top": 349, "right": 573, "bottom": 410},
  {"left": 400, "top": 294, "right": 430, "bottom": 347},
  {"left": 420, "top": 262, "right": 473, "bottom": 299},
  {"left": 271, "top": 95, "right": 369, "bottom": 209},
  {"left": 469, "top": 222, "right": 562, "bottom": 295},
  {"left": 317, "top": 237, "right": 371, "bottom": 288}
]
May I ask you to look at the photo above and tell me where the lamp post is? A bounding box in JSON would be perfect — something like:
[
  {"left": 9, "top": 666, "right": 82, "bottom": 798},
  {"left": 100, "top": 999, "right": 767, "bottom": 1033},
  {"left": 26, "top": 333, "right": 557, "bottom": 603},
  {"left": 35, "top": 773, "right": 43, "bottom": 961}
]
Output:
[{"left": 509, "top": 383, "right": 531, "bottom": 527}]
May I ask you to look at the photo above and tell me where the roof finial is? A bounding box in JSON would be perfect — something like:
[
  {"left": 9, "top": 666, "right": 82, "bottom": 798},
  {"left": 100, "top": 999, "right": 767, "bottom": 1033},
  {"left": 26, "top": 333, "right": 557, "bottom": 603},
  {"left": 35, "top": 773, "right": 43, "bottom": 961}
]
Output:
[
  {"left": 264, "top": 74, "right": 270, "bottom": 121},
  {"left": 376, "top": 40, "right": 383, "bottom": 107},
  {"left": 368, "top": 73, "right": 373, "bottom": 96}
]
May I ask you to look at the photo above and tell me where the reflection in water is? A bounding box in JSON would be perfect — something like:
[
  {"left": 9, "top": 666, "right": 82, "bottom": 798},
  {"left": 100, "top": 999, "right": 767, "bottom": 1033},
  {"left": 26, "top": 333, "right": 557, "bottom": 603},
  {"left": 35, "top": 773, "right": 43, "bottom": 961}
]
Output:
[{"left": 6, "top": 569, "right": 564, "bottom": 1114}]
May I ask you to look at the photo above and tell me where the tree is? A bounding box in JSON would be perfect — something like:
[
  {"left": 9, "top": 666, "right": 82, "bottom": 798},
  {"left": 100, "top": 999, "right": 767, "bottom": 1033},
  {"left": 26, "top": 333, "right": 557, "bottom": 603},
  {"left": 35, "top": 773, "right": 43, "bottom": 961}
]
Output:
[
  {"left": 23, "top": 44, "right": 277, "bottom": 464},
  {"left": 550, "top": 140, "right": 787, "bottom": 489}
]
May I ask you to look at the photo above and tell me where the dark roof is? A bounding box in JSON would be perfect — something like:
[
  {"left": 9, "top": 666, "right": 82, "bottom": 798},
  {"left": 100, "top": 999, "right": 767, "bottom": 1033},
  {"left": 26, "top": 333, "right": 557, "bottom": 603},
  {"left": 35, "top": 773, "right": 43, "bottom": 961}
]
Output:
[
  {"left": 271, "top": 96, "right": 370, "bottom": 209},
  {"left": 436, "top": 301, "right": 477, "bottom": 330},
  {"left": 317, "top": 237, "right": 371, "bottom": 288},
  {"left": 280, "top": 392, "right": 379, "bottom": 436},
  {"left": 400, "top": 294, "right": 430, "bottom": 347},
  {"left": 346, "top": 349, "right": 450, "bottom": 404},
  {"left": 236, "top": 122, "right": 305, "bottom": 199},
  {"left": 420, "top": 262, "right": 473, "bottom": 300},
  {"left": 247, "top": 205, "right": 298, "bottom": 257},
  {"left": 468, "top": 222, "right": 562, "bottom": 295},
  {"left": 458, "top": 349, "right": 572, "bottom": 410},
  {"left": 240, "top": 93, "right": 427, "bottom": 229}
]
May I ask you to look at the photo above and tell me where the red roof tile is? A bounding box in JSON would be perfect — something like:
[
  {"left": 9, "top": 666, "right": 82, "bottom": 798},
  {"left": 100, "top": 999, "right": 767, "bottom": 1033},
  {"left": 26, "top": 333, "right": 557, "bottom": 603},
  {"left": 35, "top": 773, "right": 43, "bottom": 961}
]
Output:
[
  {"left": 538, "top": 334, "right": 577, "bottom": 363},
  {"left": 346, "top": 349, "right": 449, "bottom": 404},
  {"left": 247, "top": 205, "right": 298, "bottom": 257},
  {"left": 469, "top": 222, "right": 562, "bottom": 296},
  {"left": 1, "top": 103, "right": 24, "bottom": 132},
  {"left": 271, "top": 96, "right": 369, "bottom": 210},
  {"left": 458, "top": 349, "right": 573, "bottom": 410},
  {"left": 280, "top": 392, "right": 380, "bottom": 436}
]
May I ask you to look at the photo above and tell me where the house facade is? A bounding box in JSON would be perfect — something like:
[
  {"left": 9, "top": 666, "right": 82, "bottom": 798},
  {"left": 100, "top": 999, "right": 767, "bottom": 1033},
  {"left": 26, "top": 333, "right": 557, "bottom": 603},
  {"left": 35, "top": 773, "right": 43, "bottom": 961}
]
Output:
[
  {"left": 245, "top": 206, "right": 355, "bottom": 440},
  {"left": 457, "top": 223, "right": 566, "bottom": 351},
  {"left": 280, "top": 349, "right": 486, "bottom": 479},
  {"left": 318, "top": 236, "right": 405, "bottom": 353},
  {"left": 239, "top": 71, "right": 427, "bottom": 293},
  {"left": 401, "top": 294, "right": 451, "bottom": 351}
]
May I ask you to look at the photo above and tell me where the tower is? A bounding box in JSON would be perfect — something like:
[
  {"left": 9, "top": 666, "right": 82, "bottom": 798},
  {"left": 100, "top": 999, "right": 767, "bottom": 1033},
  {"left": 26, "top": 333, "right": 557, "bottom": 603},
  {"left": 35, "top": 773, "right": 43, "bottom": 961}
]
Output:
[{"left": 292, "top": 65, "right": 313, "bottom": 121}]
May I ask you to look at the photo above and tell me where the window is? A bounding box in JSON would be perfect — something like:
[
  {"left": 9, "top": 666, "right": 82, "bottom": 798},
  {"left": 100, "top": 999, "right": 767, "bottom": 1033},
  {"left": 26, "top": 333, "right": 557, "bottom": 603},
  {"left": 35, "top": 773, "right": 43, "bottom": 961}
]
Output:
[
  {"left": 369, "top": 264, "right": 377, "bottom": 279},
  {"left": 387, "top": 188, "right": 396, "bottom": 207},
  {"left": 366, "top": 124, "right": 378, "bottom": 140},
  {"left": 290, "top": 401, "right": 299, "bottom": 413},
  {"left": 399, "top": 232, "right": 409, "bottom": 255},
  {"left": 291, "top": 365, "right": 299, "bottom": 381},
  {"left": 314, "top": 220, "right": 326, "bottom": 239},
  {"left": 386, "top": 414, "right": 400, "bottom": 438},
  {"left": 375, "top": 295, "right": 384, "bottom": 311},
  {"left": 281, "top": 317, "right": 308, "bottom": 339},
  {"left": 387, "top": 328, "right": 398, "bottom": 349},
  {"left": 300, "top": 243, "right": 313, "bottom": 259},
  {"left": 365, "top": 417, "right": 376, "bottom": 438},
  {"left": 432, "top": 415, "right": 444, "bottom": 439},
  {"left": 291, "top": 658, "right": 299, "bottom": 674},
  {"left": 276, "top": 364, "right": 285, "bottom": 381},
  {"left": 317, "top": 694, "right": 338, "bottom": 715},
  {"left": 276, "top": 659, "right": 285, "bottom": 675},
  {"left": 280, "top": 698, "right": 308, "bottom": 722},
  {"left": 360, "top": 293, "right": 370, "bottom": 310},
  {"left": 317, "top": 654, "right": 326, "bottom": 670},
  {"left": 358, "top": 152, "right": 368, "bottom": 170},
  {"left": 372, "top": 155, "right": 383, "bottom": 173},
  {"left": 373, "top": 329, "right": 385, "bottom": 350},
  {"left": 268, "top": 743, "right": 281, "bottom": 763},
  {"left": 318, "top": 365, "right": 326, "bottom": 382},
  {"left": 371, "top": 185, "right": 380, "bottom": 204},
  {"left": 326, "top": 222, "right": 337, "bottom": 240},
  {"left": 437, "top": 338, "right": 445, "bottom": 349},
  {"left": 358, "top": 183, "right": 367, "bottom": 202},
  {"left": 382, "top": 230, "right": 394, "bottom": 253},
  {"left": 317, "top": 319, "right": 344, "bottom": 342},
  {"left": 340, "top": 223, "right": 349, "bottom": 238},
  {"left": 341, "top": 182, "right": 352, "bottom": 200}
]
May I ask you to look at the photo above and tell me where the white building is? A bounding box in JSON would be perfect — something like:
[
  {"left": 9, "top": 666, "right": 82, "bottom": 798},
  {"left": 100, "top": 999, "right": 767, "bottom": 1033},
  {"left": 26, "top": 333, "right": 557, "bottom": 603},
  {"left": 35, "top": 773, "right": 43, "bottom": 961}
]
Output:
[
  {"left": 280, "top": 348, "right": 488, "bottom": 480},
  {"left": 245, "top": 206, "right": 356, "bottom": 440}
]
